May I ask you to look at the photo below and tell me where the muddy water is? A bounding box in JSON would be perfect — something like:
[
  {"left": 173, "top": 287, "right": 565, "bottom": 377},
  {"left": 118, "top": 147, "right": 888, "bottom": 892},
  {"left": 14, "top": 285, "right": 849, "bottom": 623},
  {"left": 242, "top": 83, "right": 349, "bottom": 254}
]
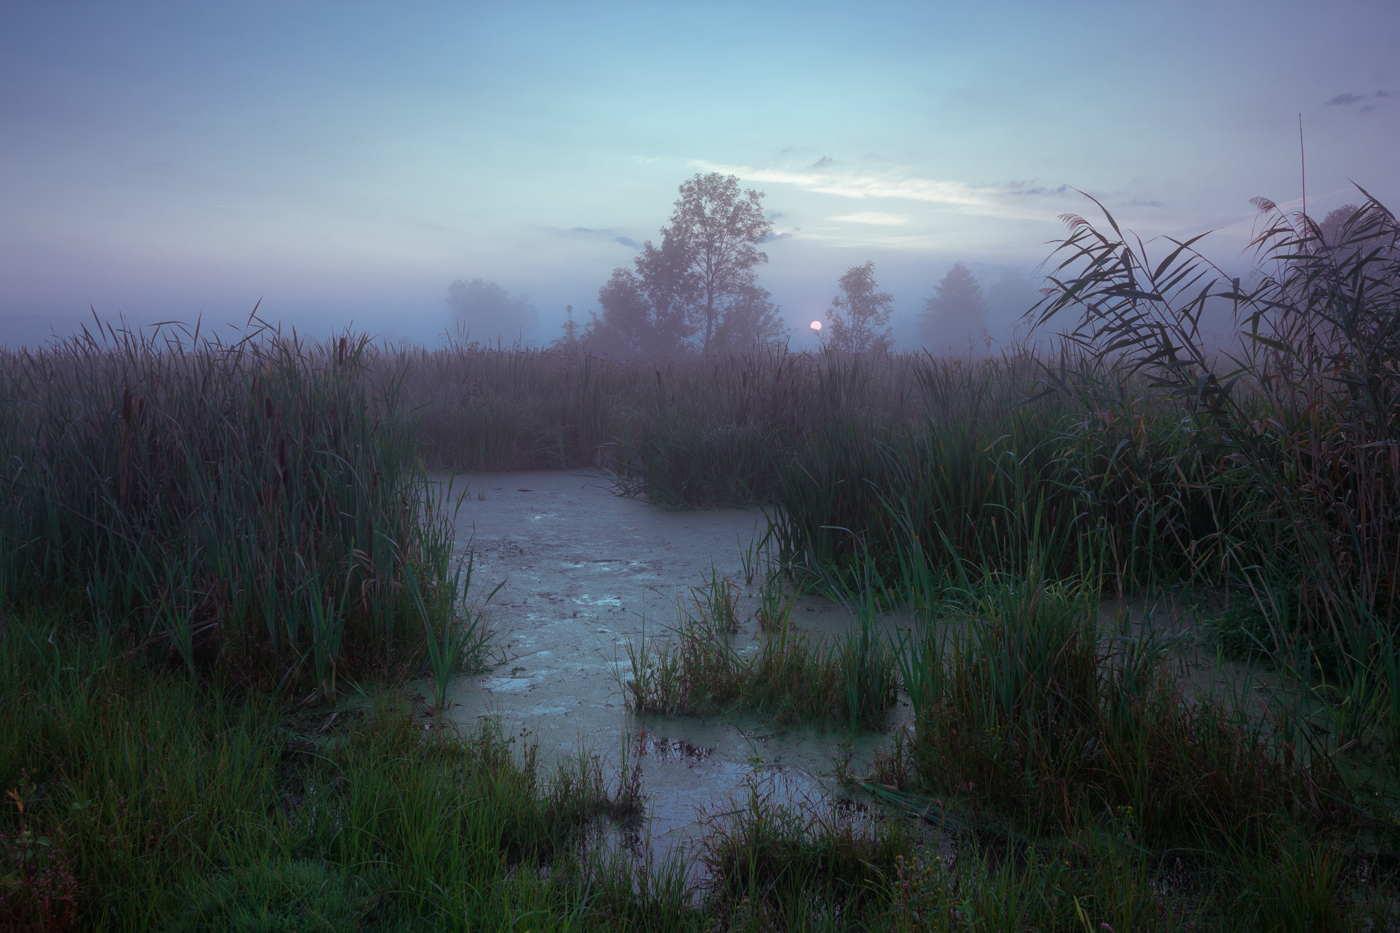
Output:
[{"left": 432, "top": 470, "right": 904, "bottom": 860}]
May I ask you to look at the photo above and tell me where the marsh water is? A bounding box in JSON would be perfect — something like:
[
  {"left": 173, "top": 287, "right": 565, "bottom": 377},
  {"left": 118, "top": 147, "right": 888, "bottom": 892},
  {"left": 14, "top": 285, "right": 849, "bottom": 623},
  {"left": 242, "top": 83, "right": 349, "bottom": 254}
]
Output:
[
  {"left": 429, "top": 469, "right": 907, "bottom": 861},
  {"left": 429, "top": 469, "right": 1257, "bottom": 865}
]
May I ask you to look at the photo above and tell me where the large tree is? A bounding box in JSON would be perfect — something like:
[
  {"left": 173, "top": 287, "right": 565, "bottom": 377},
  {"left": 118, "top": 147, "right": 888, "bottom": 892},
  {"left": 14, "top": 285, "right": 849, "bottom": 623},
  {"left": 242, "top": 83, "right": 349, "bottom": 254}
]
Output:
[
  {"left": 578, "top": 173, "right": 775, "bottom": 357},
  {"left": 823, "top": 261, "right": 894, "bottom": 354},
  {"left": 920, "top": 262, "right": 989, "bottom": 351},
  {"left": 642, "top": 172, "right": 773, "bottom": 353}
]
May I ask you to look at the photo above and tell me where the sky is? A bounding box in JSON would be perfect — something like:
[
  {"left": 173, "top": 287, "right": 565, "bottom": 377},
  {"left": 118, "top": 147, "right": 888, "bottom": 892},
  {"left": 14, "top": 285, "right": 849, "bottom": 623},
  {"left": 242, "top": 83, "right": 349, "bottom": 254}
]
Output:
[{"left": 2, "top": 0, "right": 1397, "bottom": 349}]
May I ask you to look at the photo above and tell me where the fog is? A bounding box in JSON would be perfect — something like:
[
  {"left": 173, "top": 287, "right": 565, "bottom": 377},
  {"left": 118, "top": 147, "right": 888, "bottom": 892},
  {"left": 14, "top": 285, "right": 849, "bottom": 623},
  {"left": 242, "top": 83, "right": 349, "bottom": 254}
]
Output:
[{"left": 1, "top": 1, "right": 1392, "bottom": 353}]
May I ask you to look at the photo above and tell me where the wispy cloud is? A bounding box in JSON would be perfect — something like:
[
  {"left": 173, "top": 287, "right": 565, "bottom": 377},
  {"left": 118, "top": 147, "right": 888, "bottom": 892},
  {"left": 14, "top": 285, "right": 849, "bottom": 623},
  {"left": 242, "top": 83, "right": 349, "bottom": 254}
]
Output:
[
  {"left": 684, "top": 159, "right": 1183, "bottom": 248},
  {"left": 831, "top": 212, "right": 911, "bottom": 225},
  {"left": 691, "top": 159, "right": 1095, "bottom": 224},
  {"left": 697, "top": 160, "right": 991, "bottom": 208},
  {"left": 538, "top": 226, "right": 642, "bottom": 248},
  {"left": 1326, "top": 89, "right": 1390, "bottom": 113}
]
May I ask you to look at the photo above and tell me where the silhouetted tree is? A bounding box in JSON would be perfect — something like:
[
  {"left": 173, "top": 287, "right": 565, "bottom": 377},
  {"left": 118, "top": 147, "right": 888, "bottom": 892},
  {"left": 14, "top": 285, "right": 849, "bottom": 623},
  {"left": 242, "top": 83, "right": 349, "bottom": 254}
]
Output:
[
  {"left": 920, "top": 262, "right": 988, "bottom": 351},
  {"left": 822, "top": 262, "right": 894, "bottom": 354},
  {"left": 1318, "top": 205, "right": 1361, "bottom": 248},
  {"left": 1314, "top": 203, "right": 1396, "bottom": 259},
  {"left": 550, "top": 304, "right": 581, "bottom": 351},
  {"left": 583, "top": 173, "right": 775, "bottom": 357},
  {"left": 447, "top": 278, "right": 536, "bottom": 344},
  {"left": 579, "top": 268, "right": 691, "bottom": 358},
  {"left": 642, "top": 173, "right": 773, "bottom": 353},
  {"left": 712, "top": 283, "right": 788, "bottom": 352}
]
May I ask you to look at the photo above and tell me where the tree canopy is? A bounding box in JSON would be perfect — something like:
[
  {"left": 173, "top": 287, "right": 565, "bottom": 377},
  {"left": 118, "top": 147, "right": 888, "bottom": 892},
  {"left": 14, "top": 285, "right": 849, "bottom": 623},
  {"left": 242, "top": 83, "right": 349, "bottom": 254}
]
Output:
[
  {"left": 577, "top": 173, "right": 782, "bottom": 356},
  {"left": 920, "top": 263, "right": 989, "bottom": 351},
  {"left": 822, "top": 262, "right": 894, "bottom": 354}
]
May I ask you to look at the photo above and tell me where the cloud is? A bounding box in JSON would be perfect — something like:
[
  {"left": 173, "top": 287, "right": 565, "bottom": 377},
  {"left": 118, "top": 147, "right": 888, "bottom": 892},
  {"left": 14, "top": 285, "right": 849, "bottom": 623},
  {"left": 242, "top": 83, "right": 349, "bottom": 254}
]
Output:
[
  {"left": 692, "top": 160, "right": 1086, "bottom": 222},
  {"left": 541, "top": 226, "right": 643, "bottom": 246},
  {"left": 831, "top": 212, "right": 911, "bottom": 225},
  {"left": 695, "top": 160, "right": 991, "bottom": 208},
  {"left": 1326, "top": 90, "right": 1390, "bottom": 111},
  {"left": 808, "top": 156, "right": 835, "bottom": 170},
  {"left": 691, "top": 160, "right": 1165, "bottom": 234},
  {"left": 1003, "top": 182, "right": 1070, "bottom": 197}
]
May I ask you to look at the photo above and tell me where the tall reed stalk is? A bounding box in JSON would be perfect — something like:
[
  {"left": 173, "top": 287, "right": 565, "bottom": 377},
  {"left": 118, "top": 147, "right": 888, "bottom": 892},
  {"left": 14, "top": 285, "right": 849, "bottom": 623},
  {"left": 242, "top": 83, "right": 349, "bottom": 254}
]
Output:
[
  {"left": 0, "top": 319, "right": 460, "bottom": 697},
  {"left": 1033, "top": 191, "right": 1400, "bottom": 739}
]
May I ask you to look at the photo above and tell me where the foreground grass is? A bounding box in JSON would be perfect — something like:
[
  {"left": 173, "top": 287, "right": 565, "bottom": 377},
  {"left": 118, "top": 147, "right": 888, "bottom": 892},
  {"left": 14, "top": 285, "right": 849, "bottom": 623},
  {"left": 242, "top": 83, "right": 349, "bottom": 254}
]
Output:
[
  {"left": 0, "top": 612, "right": 654, "bottom": 931},
  {"left": 5, "top": 609, "right": 1399, "bottom": 931}
]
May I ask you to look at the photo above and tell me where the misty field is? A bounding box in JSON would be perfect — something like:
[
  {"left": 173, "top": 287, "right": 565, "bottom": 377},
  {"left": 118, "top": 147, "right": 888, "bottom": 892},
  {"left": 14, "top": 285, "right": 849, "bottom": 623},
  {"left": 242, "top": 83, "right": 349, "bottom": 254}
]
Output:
[{"left": 3, "top": 199, "right": 1400, "bottom": 930}]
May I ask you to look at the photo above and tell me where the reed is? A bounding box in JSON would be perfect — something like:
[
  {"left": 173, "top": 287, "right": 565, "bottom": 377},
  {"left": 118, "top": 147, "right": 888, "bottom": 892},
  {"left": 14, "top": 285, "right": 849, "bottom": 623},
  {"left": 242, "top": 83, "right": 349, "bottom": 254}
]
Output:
[
  {"left": 889, "top": 573, "right": 1339, "bottom": 845},
  {"left": 0, "top": 319, "right": 463, "bottom": 698},
  {"left": 625, "top": 579, "right": 899, "bottom": 730},
  {"left": 1029, "top": 192, "right": 1400, "bottom": 775},
  {"left": 6, "top": 189, "right": 1400, "bottom": 928}
]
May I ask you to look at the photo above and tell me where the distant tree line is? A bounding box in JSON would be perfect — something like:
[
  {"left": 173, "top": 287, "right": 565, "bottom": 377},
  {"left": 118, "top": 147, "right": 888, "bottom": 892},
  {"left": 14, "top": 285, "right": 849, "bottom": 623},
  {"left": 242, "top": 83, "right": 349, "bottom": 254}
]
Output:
[{"left": 449, "top": 173, "right": 1047, "bottom": 357}]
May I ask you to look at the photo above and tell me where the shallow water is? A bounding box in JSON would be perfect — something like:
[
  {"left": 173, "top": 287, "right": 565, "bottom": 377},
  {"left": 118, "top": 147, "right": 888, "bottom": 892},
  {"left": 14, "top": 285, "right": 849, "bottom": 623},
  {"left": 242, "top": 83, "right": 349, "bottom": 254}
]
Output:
[
  {"left": 427, "top": 470, "right": 1275, "bottom": 865},
  {"left": 430, "top": 469, "right": 906, "bottom": 860}
]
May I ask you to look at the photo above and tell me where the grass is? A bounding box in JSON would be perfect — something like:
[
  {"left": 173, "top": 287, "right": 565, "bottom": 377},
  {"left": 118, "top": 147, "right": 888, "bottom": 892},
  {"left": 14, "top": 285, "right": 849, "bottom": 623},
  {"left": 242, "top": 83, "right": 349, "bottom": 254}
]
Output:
[
  {"left": 0, "top": 319, "right": 469, "bottom": 700},
  {"left": 0, "top": 612, "right": 646, "bottom": 931},
  {"left": 624, "top": 574, "right": 900, "bottom": 730},
  {"left": 11, "top": 608, "right": 1393, "bottom": 931},
  {"left": 886, "top": 572, "right": 1345, "bottom": 844}
]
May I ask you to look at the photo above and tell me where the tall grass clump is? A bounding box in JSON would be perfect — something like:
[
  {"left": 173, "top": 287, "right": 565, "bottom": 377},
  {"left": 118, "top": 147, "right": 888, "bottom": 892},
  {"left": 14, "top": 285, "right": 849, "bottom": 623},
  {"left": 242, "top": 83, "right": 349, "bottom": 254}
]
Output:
[
  {"left": 892, "top": 575, "right": 1336, "bottom": 844},
  {"left": 1033, "top": 191, "right": 1400, "bottom": 739},
  {"left": 768, "top": 344, "right": 1251, "bottom": 604},
  {"left": 396, "top": 340, "right": 628, "bottom": 472},
  {"left": 626, "top": 579, "right": 898, "bottom": 729},
  {"left": 0, "top": 319, "right": 463, "bottom": 697},
  {"left": 399, "top": 342, "right": 937, "bottom": 509}
]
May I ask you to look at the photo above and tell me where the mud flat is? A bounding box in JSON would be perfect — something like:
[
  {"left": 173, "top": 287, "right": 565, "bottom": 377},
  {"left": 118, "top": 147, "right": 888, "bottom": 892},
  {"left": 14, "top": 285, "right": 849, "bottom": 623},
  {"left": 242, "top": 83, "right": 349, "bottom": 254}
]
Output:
[{"left": 430, "top": 469, "right": 904, "bottom": 860}]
